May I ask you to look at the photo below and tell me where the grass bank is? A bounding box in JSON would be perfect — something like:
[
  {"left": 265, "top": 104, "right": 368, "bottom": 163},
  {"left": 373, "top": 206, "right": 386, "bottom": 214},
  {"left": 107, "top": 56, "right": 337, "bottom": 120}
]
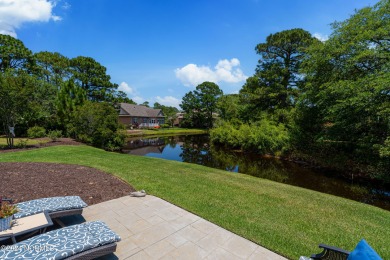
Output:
[
  {"left": 0, "top": 145, "right": 389, "bottom": 259},
  {"left": 126, "top": 128, "right": 207, "bottom": 137},
  {"left": 0, "top": 137, "right": 49, "bottom": 148}
]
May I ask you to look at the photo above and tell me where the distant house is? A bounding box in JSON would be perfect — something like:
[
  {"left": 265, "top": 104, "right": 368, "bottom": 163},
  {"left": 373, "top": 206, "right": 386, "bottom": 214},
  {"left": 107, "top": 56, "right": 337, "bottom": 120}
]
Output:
[
  {"left": 118, "top": 103, "right": 165, "bottom": 128},
  {"left": 172, "top": 112, "right": 185, "bottom": 126}
]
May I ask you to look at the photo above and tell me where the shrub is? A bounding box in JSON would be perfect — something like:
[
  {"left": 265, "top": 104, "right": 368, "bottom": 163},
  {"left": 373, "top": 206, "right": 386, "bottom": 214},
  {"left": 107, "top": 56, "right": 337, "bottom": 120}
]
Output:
[
  {"left": 27, "top": 126, "right": 46, "bottom": 138},
  {"left": 210, "top": 120, "right": 290, "bottom": 155},
  {"left": 47, "top": 130, "right": 62, "bottom": 141},
  {"left": 16, "top": 139, "right": 28, "bottom": 148},
  {"left": 72, "top": 101, "right": 125, "bottom": 151},
  {"left": 160, "top": 124, "right": 170, "bottom": 128}
]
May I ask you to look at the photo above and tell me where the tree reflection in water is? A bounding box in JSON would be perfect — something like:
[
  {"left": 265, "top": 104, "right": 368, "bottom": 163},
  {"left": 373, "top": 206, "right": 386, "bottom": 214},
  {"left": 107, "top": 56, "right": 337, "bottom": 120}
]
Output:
[{"left": 122, "top": 134, "right": 390, "bottom": 210}]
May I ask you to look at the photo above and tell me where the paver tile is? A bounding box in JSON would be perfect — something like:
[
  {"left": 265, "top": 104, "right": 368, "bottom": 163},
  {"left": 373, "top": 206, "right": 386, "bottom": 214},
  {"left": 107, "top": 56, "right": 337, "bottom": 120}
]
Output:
[
  {"left": 222, "top": 234, "right": 259, "bottom": 259},
  {"left": 82, "top": 195, "right": 287, "bottom": 260},
  {"left": 131, "top": 222, "right": 177, "bottom": 249},
  {"left": 165, "top": 232, "right": 188, "bottom": 248},
  {"left": 156, "top": 208, "right": 181, "bottom": 221},
  {"left": 206, "top": 247, "right": 244, "bottom": 260},
  {"left": 167, "top": 215, "right": 196, "bottom": 231},
  {"left": 115, "top": 207, "right": 139, "bottom": 217},
  {"left": 127, "top": 250, "right": 153, "bottom": 260},
  {"left": 161, "top": 241, "right": 208, "bottom": 260},
  {"left": 133, "top": 207, "right": 157, "bottom": 219},
  {"left": 144, "top": 198, "right": 173, "bottom": 210},
  {"left": 114, "top": 237, "right": 141, "bottom": 259},
  {"left": 248, "top": 246, "right": 287, "bottom": 260},
  {"left": 177, "top": 225, "right": 208, "bottom": 243},
  {"left": 191, "top": 219, "right": 219, "bottom": 234},
  {"left": 168, "top": 205, "right": 190, "bottom": 216},
  {"left": 124, "top": 219, "right": 152, "bottom": 234},
  {"left": 144, "top": 239, "right": 176, "bottom": 258},
  {"left": 180, "top": 212, "right": 201, "bottom": 222},
  {"left": 107, "top": 222, "right": 133, "bottom": 239},
  {"left": 103, "top": 200, "right": 127, "bottom": 211},
  {"left": 197, "top": 227, "right": 234, "bottom": 251},
  {"left": 114, "top": 212, "right": 142, "bottom": 225},
  {"left": 145, "top": 214, "right": 165, "bottom": 225}
]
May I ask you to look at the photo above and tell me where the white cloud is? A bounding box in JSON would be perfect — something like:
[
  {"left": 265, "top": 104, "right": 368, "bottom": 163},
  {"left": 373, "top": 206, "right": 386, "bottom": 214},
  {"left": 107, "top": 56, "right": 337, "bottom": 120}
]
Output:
[
  {"left": 118, "top": 81, "right": 180, "bottom": 108},
  {"left": 313, "top": 32, "right": 329, "bottom": 42},
  {"left": 0, "top": 0, "right": 61, "bottom": 37},
  {"left": 133, "top": 96, "right": 145, "bottom": 104},
  {"left": 175, "top": 58, "right": 248, "bottom": 87},
  {"left": 155, "top": 96, "right": 181, "bottom": 108},
  {"left": 61, "top": 1, "right": 70, "bottom": 10},
  {"left": 118, "top": 81, "right": 134, "bottom": 95}
]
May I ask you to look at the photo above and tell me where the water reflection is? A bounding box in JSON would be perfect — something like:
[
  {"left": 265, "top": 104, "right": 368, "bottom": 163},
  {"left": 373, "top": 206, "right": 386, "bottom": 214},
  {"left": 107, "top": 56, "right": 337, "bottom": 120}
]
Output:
[{"left": 122, "top": 134, "right": 390, "bottom": 210}]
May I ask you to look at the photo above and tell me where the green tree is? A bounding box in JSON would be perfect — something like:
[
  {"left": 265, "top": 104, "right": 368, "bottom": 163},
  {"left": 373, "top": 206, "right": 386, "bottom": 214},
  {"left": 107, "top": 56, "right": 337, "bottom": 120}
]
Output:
[
  {"left": 299, "top": 0, "right": 390, "bottom": 180},
  {"left": 0, "top": 72, "right": 56, "bottom": 147},
  {"left": 180, "top": 91, "right": 202, "bottom": 128},
  {"left": 180, "top": 82, "right": 223, "bottom": 128},
  {"left": 0, "top": 34, "right": 33, "bottom": 72},
  {"left": 111, "top": 90, "right": 136, "bottom": 105},
  {"left": 56, "top": 79, "right": 86, "bottom": 134},
  {"left": 72, "top": 101, "right": 125, "bottom": 150},
  {"left": 70, "top": 56, "right": 118, "bottom": 102},
  {"left": 240, "top": 29, "right": 317, "bottom": 123},
  {"left": 141, "top": 101, "right": 150, "bottom": 107},
  {"left": 216, "top": 94, "right": 240, "bottom": 121},
  {"left": 34, "top": 51, "right": 70, "bottom": 88}
]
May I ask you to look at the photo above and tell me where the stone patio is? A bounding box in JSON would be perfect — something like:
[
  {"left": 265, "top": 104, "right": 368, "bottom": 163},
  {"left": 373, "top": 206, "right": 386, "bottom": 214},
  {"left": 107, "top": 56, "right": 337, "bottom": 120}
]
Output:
[{"left": 81, "top": 195, "right": 287, "bottom": 259}]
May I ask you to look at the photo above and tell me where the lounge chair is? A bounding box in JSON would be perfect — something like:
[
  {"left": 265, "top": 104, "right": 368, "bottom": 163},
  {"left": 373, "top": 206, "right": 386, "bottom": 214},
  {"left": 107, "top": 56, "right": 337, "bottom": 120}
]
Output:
[
  {"left": 309, "top": 244, "right": 350, "bottom": 260},
  {"left": 302, "top": 240, "right": 382, "bottom": 260},
  {"left": 5, "top": 196, "right": 88, "bottom": 226},
  {"left": 0, "top": 221, "right": 121, "bottom": 259}
]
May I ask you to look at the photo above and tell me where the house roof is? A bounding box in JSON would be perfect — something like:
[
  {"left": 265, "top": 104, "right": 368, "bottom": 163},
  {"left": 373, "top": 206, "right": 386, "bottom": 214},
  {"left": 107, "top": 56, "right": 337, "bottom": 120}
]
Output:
[{"left": 119, "top": 103, "right": 164, "bottom": 118}]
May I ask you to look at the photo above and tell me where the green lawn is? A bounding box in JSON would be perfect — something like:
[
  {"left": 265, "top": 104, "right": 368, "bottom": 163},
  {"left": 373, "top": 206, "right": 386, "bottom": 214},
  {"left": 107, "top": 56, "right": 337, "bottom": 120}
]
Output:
[
  {"left": 0, "top": 145, "right": 389, "bottom": 259},
  {"left": 0, "top": 137, "right": 49, "bottom": 148},
  {"left": 126, "top": 128, "right": 207, "bottom": 137}
]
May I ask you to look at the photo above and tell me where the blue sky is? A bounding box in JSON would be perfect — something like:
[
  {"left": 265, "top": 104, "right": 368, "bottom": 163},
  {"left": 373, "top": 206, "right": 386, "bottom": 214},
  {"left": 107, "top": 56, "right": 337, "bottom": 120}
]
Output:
[{"left": 0, "top": 0, "right": 380, "bottom": 108}]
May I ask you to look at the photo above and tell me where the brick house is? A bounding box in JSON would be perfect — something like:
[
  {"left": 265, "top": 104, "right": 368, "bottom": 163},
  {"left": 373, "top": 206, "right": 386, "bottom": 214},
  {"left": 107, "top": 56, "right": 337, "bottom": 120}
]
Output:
[{"left": 118, "top": 103, "right": 165, "bottom": 128}]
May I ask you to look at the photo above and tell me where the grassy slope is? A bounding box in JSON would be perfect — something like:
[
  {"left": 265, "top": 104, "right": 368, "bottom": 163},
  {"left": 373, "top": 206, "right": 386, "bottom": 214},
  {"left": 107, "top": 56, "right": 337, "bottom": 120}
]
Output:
[
  {"left": 0, "top": 138, "right": 49, "bottom": 147},
  {"left": 0, "top": 145, "right": 389, "bottom": 259},
  {"left": 126, "top": 128, "right": 207, "bottom": 137}
]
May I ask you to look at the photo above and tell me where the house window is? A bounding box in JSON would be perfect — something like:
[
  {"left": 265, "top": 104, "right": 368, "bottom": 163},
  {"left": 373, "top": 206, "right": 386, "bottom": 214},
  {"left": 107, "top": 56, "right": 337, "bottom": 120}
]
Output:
[
  {"left": 150, "top": 119, "right": 156, "bottom": 124},
  {"left": 133, "top": 118, "right": 138, "bottom": 124}
]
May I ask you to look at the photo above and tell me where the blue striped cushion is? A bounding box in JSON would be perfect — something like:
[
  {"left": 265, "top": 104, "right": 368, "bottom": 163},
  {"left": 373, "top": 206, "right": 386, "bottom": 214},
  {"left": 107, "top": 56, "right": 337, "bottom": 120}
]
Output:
[
  {"left": 0, "top": 221, "right": 120, "bottom": 260},
  {"left": 14, "top": 196, "right": 88, "bottom": 219}
]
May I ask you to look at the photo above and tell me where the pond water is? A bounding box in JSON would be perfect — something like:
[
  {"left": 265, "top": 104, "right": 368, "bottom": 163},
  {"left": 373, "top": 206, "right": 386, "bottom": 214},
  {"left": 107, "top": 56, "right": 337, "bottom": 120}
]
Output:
[{"left": 122, "top": 134, "right": 390, "bottom": 211}]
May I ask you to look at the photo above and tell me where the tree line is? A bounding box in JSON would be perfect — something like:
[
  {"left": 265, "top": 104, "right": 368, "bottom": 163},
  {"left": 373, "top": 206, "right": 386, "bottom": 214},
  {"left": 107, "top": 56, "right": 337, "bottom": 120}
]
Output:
[
  {"left": 0, "top": 35, "right": 178, "bottom": 150},
  {"left": 181, "top": 1, "right": 390, "bottom": 183}
]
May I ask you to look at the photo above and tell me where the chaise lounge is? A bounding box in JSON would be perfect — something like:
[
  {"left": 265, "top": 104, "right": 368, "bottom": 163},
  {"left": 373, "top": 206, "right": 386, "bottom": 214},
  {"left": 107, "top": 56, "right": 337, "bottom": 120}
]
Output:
[
  {"left": 5, "top": 196, "right": 88, "bottom": 226},
  {"left": 309, "top": 244, "right": 350, "bottom": 260},
  {"left": 0, "top": 221, "right": 121, "bottom": 259},
  {"left": 302, "top": 240, "right": 382, "bottom": 260}
]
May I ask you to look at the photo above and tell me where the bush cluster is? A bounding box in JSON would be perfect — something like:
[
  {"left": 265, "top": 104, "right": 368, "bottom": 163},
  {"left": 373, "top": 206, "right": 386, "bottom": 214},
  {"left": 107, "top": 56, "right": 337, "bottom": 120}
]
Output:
[
  {"left": 72, "top": 101, "right": 125, "bottom": 151},
  {"left": 210, "top": 120, "right": 290, "bottom": 155},
  {"left": 27, "top": 126, "right": 46, "bottom": 138},
  {"left": 47, "top": 130, "right": 62, "bottom": 141}
]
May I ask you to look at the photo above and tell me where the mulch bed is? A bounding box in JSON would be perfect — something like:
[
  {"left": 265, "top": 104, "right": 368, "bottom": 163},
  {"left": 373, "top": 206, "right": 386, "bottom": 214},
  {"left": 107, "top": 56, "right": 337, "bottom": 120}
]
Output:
[{"left": 0, "top": 138, "right": 135, "bottom": 205}]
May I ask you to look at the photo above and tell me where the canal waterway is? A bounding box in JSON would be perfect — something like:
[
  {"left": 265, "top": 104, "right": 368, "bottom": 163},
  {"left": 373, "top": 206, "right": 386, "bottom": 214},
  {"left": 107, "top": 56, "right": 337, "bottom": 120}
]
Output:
[{"left": 122, "top": 134, "right": 390, "bottom": 211}]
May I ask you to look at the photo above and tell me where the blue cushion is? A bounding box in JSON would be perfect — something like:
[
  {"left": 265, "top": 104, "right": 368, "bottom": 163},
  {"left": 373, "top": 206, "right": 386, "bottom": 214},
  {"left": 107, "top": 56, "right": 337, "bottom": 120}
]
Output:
[
  {"left": 0, "top": 221, "right": 121, "bottom": 260},
  {"left": 14, "top": 196, "right": 88, "bottom": 219},
  {"left": 347, "top": 239, "right": 382, "bottom": 260}
]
